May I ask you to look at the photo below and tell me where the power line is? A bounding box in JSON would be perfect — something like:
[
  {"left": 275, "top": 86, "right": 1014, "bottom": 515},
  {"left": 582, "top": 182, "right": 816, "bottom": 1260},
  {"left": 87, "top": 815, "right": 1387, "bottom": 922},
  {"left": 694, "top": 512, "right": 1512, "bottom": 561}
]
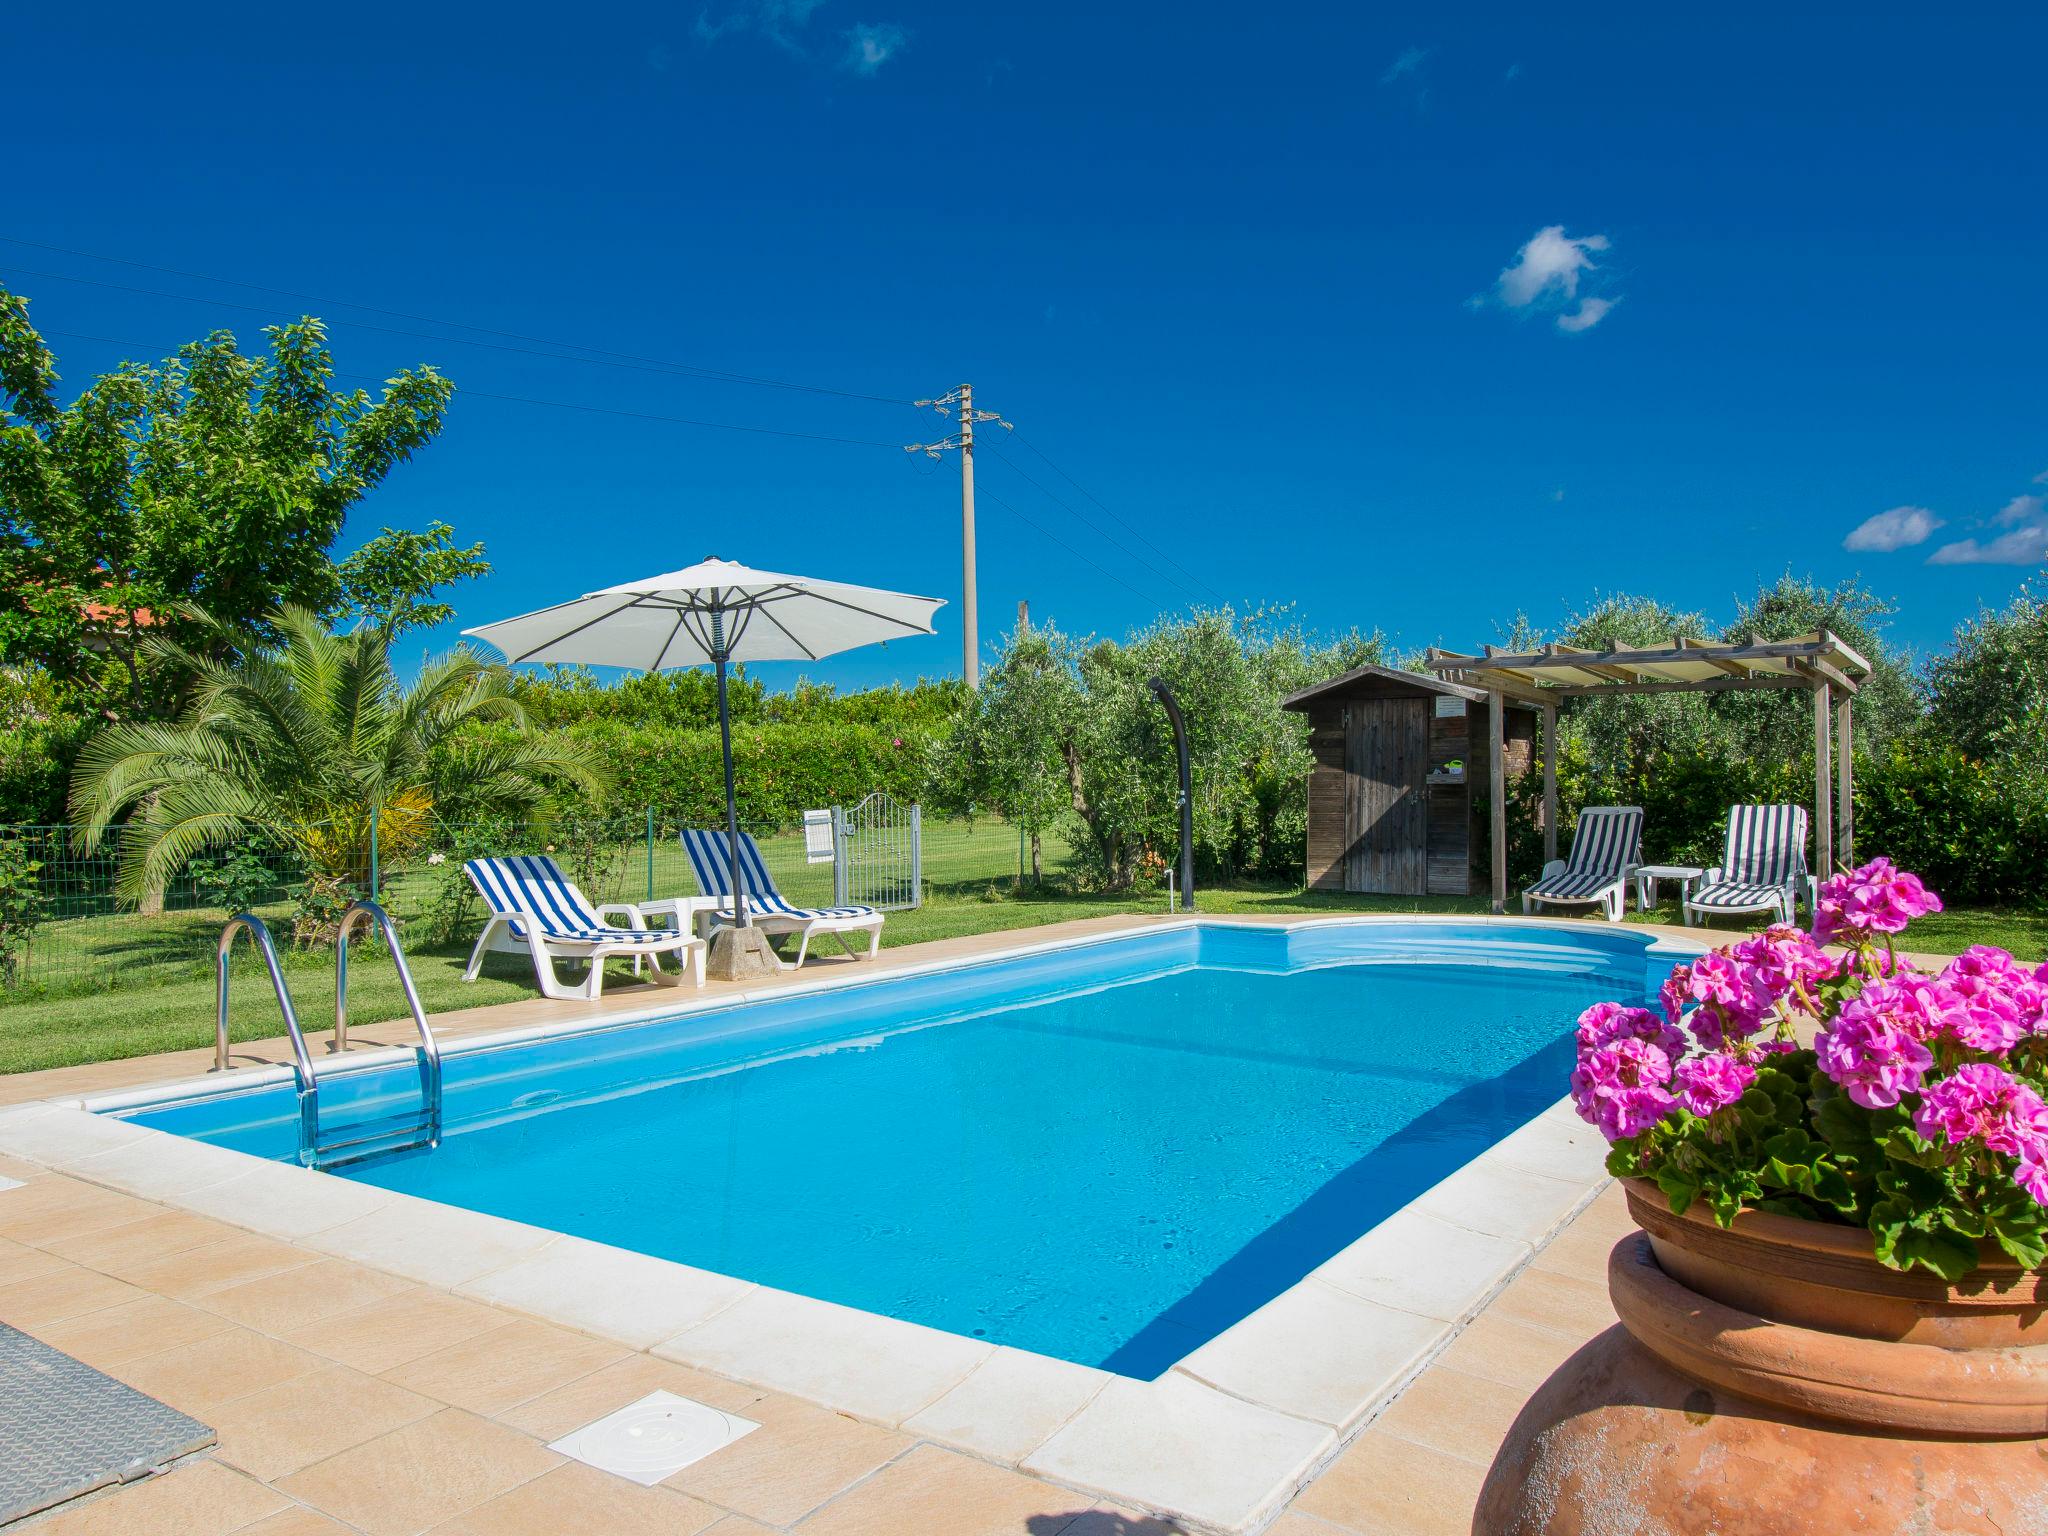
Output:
[
  {"left": 41, "top": 329, "right": 904, "bottom": 448},
  {"left": 975, "top": 484, "right": 1166, "bottom": 608},
  {"left": 1007, "top": 429, "right": 1225, "bottom": 603},
  {"left": 1, "top": 249, "right": 911, "bottom": 405},
  {"left": 981, "top": 440, "right": 1217, "bottom": 606}
]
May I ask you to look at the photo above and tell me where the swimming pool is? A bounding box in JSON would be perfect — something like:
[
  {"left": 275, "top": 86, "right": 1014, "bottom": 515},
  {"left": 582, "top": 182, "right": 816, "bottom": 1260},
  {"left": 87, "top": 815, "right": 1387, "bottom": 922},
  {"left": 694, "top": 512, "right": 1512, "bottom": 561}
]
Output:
[{"left": 111, "top": 920, "right": 1672, "bottom": 1378}]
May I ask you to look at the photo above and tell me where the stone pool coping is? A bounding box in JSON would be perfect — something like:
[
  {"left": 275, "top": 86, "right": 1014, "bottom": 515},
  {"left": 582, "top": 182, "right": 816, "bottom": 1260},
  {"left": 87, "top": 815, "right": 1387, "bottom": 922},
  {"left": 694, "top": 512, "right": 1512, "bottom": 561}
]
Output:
[{"left": 0, "top": 915, "right": 1702, "bottom": 1533}]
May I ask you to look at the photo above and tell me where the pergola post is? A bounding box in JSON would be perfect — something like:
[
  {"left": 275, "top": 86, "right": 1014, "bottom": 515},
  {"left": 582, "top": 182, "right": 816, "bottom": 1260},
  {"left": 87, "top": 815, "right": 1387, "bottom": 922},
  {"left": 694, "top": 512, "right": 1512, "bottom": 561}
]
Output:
[
  {"left": 1541, "top": 705, "right": 1558, "bottom": 867},
  {"left": 1836, "top": 693, "right": 1854, "bottom": 868},
  {"left": 1488, "top": 689, "right": 1507, "bottom": 914},
  {"left": 1812, "top": 682, "right": 1834, "bottom": 882}
]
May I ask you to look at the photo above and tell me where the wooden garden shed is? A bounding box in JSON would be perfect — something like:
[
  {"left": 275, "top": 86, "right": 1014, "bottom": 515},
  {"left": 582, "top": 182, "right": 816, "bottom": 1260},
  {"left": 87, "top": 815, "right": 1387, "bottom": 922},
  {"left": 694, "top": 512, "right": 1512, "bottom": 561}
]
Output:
[{"left": 1283, "top": 665, "right": 1535, "bottom": 896}]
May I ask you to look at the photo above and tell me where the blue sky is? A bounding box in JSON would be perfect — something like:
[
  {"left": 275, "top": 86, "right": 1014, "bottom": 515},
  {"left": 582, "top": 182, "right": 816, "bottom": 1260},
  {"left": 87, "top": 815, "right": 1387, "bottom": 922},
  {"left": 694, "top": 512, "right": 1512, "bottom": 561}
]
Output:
[{"left": 9, "top": 2, "right": 2045, "bottom": 688}]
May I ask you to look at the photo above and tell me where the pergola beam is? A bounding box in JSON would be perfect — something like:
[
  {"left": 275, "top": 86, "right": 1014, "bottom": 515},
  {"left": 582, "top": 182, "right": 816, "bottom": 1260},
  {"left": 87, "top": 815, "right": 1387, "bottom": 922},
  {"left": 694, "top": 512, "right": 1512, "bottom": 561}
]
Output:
[{"left": 1433, "top": 637, "right": 1851, "bottom": 673}]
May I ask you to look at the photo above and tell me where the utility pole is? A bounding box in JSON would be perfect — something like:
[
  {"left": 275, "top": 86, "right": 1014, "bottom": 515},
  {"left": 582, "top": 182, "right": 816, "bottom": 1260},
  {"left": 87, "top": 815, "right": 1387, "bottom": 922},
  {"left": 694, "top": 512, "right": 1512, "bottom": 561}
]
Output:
[{"left": 908, "top": 385, "right": 1010, "bottom": 689}]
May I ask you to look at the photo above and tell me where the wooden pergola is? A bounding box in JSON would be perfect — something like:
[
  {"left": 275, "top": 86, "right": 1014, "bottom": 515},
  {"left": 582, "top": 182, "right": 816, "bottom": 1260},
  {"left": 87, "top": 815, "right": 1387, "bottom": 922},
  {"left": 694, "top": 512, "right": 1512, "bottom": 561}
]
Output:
[{"left": 1424, "top": 632, "right": 1872, "bottom": 913}]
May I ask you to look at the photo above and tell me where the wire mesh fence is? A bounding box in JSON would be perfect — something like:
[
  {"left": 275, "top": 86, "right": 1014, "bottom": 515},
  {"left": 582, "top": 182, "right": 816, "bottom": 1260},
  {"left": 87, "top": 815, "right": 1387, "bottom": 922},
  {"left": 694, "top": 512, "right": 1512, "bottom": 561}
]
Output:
[{"left": 0, "top": 806, "right": 1067, "bottom": 1000}]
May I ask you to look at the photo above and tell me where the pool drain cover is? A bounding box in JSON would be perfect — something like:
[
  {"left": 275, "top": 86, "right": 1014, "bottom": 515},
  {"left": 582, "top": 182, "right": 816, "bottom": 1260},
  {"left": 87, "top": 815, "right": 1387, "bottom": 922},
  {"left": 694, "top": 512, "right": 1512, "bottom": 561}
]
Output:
[
  {"left": 0, "top": 1322, "right": 215, "bottom": 1524},
  {"left": 547, "top": 1391, "right": 759, "bottom": 1485}
]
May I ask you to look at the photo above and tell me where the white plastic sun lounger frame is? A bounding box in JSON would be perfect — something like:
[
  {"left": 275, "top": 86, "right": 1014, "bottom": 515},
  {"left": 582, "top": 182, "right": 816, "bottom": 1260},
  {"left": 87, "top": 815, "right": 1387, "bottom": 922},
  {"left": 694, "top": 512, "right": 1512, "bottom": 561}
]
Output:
[
  {"left": 679, "top": 827, "right": 883, "bottom": 968},
  {"left": 1520, "top": 805, "right": 1643, "bottom": 923},
  {"left": 463, "top": 854, "right": 706, "bottom": 1000}
]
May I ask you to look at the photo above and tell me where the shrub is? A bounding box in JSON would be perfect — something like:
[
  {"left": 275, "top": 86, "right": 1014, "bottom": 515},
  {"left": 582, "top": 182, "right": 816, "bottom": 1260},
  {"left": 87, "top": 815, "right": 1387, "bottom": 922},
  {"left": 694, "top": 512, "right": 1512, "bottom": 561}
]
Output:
[
  {"left": 1855, "top": 743, "right": 2047, "bottom": 906},
  {"left": 0, "top": 835, "right": 44, "bottom": 985},
  {"left": 189, "top": 847, "right": 282, "bottom": 916}
]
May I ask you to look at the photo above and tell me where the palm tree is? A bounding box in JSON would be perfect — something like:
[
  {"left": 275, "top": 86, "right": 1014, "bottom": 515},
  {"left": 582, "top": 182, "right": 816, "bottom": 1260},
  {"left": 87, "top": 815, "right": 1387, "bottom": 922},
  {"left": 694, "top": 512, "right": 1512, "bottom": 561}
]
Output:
[{"left": 69, "top": 605, "right": 609, "bottom": 903}]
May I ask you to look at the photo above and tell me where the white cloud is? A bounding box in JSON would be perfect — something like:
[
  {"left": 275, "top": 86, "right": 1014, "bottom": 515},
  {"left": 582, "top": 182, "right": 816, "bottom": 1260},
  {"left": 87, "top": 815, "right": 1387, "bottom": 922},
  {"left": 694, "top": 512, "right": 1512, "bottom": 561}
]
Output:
[
  {"left": 1995, "top": 493, "right": 2045, "bottom": 525},
  {"left": 842, "top": 21, "right": 906, "bottom": 74},
  {"left": 1483, "top": 226, "right": 1619, "bottom": 333},
  {"left": 694, "top": 0, "right": 828, "bottom": 49},
  {"left": 2034, "top": 468, "right": 2048, "bottom": 485},
  {"left": 1928, "top": 525, "right": 2048, "bottom": 565},
  {"left": 1843, "top": 505, "right": 1943, "bottom": 552},
  {"left": 1381, "top": 46, "right": 1430, "bottom": 84},
  {"left": 1555, "top": 296, "right": 1614, "bottom": 333}
]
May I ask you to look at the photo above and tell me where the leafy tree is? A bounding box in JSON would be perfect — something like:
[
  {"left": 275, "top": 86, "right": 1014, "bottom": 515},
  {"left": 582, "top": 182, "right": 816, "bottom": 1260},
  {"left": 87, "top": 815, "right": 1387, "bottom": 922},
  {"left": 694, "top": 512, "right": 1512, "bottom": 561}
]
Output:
[
  {"left": 1924, "top": 586, "right": 2048, "bottom": 787},
  {"left": 67, "top": 607, "right": 607, "bottom": 908},
  {"left": 1719, "top": 573, "right": 1919, "bottom": 758},
  {"left": 333, "top": 521, "right": 489, "bottom": 634},
  {"left": 945, "top": 626, "right": 1084, "bottom": 879},
  {"left": 0, "top": 282, "right": 455, "bottom": 715}
]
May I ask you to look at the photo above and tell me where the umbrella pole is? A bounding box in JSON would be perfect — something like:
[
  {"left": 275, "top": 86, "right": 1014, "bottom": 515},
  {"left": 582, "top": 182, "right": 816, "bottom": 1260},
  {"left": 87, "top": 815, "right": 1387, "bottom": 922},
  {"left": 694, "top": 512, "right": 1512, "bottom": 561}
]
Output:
[{"left": 715, "top": 651, "right": 748, "bottom": 929}]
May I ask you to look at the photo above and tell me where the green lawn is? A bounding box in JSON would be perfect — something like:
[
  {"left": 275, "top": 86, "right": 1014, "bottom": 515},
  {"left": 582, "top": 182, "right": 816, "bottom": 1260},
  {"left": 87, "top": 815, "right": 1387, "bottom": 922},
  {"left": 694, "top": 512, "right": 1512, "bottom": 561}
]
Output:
[{"left": 2, "top": 866, "right": 2042, "bottom": 1077}]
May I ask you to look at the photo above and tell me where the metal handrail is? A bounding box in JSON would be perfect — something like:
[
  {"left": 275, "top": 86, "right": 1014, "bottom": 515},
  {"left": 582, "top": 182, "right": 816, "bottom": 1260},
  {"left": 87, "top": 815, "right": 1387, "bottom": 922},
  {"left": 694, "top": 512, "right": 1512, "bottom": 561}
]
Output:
[
  {"left": 334, "top": 900, "right": 443, "bottom": 1145},
  {"left": 216, "top": 914, "right": 321, "bottom": 1160}
]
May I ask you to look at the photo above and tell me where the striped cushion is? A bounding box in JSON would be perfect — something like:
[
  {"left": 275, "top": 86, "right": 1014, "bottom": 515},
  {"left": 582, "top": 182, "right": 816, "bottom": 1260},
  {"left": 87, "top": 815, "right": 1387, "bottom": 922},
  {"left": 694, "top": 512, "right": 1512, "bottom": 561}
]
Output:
[
  {"left": 1690, "top": 881, "right": 1795, "bottom": 911},
  {"left": 1527, "top": 807, "right": 1641, "bottom": 900},
  {"left": 464, "top": 854, "right": 672, "bottom": 944},
  {"left": 681, "top": 828, "right": 879, "bottom": 922},
  {"left": 1720, "top": 803, "right": 1808, "bottom": 885}
]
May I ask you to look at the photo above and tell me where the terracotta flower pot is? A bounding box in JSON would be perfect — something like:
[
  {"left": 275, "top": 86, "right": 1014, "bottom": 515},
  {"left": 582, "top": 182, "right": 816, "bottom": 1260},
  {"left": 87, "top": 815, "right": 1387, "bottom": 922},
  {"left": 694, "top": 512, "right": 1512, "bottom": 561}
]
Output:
[{"left": 1474, "top": 1180, "right": 2048, "bottom": 1536}]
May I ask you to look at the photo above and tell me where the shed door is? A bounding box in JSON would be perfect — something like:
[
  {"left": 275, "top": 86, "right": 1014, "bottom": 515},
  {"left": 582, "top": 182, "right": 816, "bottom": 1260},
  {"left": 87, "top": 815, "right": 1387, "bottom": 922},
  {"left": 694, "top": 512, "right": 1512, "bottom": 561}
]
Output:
[{"left": 1344, "top": 699, "right": 1429, "bottom": 895}]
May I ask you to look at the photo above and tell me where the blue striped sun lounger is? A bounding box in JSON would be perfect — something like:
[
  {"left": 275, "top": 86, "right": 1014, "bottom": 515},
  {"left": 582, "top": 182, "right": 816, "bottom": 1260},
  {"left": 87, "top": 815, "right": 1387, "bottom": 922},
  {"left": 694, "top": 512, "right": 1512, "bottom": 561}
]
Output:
[
  {"left": 1685, "top": 803, "right": 1812, "bottom": 926},
  {"left": 679, "top": 827, "right": 884, "bottom": 967},
  {"left": 463, "top": 854, "right": 704, "bottom": 1000},
  {"left": 1522, "top": 806, "right": 1642, "bottom": 922}
]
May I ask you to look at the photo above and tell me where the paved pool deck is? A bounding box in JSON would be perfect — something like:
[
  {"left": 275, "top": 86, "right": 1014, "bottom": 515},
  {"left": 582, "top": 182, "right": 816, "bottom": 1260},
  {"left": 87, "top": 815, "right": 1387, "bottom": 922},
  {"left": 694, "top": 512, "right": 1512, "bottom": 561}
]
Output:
[{"left": 0, "top": 913, "right": 1736, "bottom": 1534}]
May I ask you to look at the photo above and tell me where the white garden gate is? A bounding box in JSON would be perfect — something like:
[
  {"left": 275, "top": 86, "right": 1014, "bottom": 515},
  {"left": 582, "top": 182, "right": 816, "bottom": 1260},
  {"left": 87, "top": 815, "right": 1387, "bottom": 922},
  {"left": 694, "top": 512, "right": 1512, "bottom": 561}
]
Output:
[{"left": 832, "top": 793, "right": 922, "bottom": 909}]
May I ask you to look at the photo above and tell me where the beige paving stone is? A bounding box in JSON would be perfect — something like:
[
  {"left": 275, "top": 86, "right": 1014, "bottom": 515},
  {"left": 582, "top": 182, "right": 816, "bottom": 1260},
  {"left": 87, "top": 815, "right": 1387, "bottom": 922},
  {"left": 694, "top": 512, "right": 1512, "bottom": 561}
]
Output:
[
  {"left": 278, "top": 1408, "right": 562, "bottom": 1536},
  {"left": 0, "top": 1151, "right": 46, "bottom": 1180},
  {"left": 1177, "top": 1280, "right": 1446, "bottom": 1430},
  {"left": 42, "top": 1207, "right": 247, "bottom": 1276},
  {"left": 1023, "top": 1372, "right": 1333, "bottom": 1532},
  {"left": 306, "top": 1196, "right": 558, "bottom": 1288},
  {"left": 283, "top": 1287, "right": 510, "bottom": 1375},
  {"left": 26, "top": 1455, "right": 290, "bottom": 1536},
  {"left": 68, "top": 1130, "right": 258, "bottom": 1202},
  {"left": 31, "top": 1293, "right": 236, "bottom": 1370},
  {"left": 123, "top": 1232, "right": 322, "bottom": 1300},
  {"left": 655, "top": 1282, "right": 989, "bottom": 1425},
  {"left": 383, "top": 1317, "right": 628, "bottom": 1416},
  {"left": 0, "top": 1262, "right": 146, "bottom": 1327},
  {"left": 430, "top": 1460, "right": 724, "bottom": 1536},
  {"left": 116, "top": 1327, "right": 329, "bottom": 1418},
  {"left": 1292, "top": 1426, "right": 1486, "bottom": 1535},
  {"left": 460, "top": 1233, "right": 755, "bottom": 1351},
  {"left": 662, "top": 1396, "right": 912, "bottom": 1527},
  {"left": 1048, "top": 1505, "right": 1192, "bottom": 1534},
  {"left": 1263, "top": 1514, "right": 1356, "bottom": 1536},
  {"left": 239, "top": 1508, "right": 360, "bottom": 1535},
  {"left": 795, "top": 1443, "right": 1089, "bottom": 1536},
  {"left": 1369, "top": 1366, "right": 1525, "bottom": 1469},
  {"left": 196, "top": 1257, "right": 417, "bottom": 1334},
  {"left": 0, "top": 1175, "right": 160, "bottom": 1246},
  {"left": 0, "top": 1232, "right": 71, "bottom": 1285},
  {"left": 1311, "top": 1207, "right": 1531, "bottom": 1324},
  {"left": 0, "top": 1101, "right": 152, "bottom": 1164},
  {"left": 1412, "top": 1159, "right": 1590, "bottom": 1246},
  {"left": 177, "top": 1159, "right": 398, "bottom": 1242},
  {"left": 699, "top": 1519, "right": 785, "bottom": 1536},
  {"left": 497, "top": 1352, "right": 771, "bottom": 1441},
  {"left": 902, "top": 1346, "right": 1109, "bottom": 1466},
  {"left": 1482, "top": 1266, "right": 1617, "bottom": 1341},
  {"left": 1433, "top": 1311, "right": 1600, "bottom": 1394},
  {"left": 1528, "top": 1211, "right": 1631, "bottom": 1282},
  {"left": 211, "top": 1362, "right": 443, "bottom": 1481}
]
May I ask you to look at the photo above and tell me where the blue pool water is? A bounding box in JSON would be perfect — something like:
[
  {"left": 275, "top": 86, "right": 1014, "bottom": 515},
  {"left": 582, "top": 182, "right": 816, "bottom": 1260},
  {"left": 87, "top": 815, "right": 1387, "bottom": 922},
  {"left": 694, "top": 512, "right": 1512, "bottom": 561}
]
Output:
[{"left": 116, "top": 922, "right": 1673, "bottom": 1376}]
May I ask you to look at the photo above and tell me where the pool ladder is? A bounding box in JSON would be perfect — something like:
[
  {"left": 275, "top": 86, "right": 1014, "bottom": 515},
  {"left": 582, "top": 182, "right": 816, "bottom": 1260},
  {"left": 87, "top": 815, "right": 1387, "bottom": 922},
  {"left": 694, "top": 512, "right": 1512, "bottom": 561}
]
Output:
[{"left": 215, "top": 901, "right": 443, "bottom": 1169}]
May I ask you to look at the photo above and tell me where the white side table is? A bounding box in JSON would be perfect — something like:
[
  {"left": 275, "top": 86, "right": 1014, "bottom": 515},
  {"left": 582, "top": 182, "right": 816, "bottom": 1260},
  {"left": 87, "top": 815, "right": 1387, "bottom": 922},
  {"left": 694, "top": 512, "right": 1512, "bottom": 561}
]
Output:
[
  {"left": 1633, "top": 864, "right": 1703, "bottom": 912},
  {"left": 638, "top": 895, "right": 730, "bottom": 942}
]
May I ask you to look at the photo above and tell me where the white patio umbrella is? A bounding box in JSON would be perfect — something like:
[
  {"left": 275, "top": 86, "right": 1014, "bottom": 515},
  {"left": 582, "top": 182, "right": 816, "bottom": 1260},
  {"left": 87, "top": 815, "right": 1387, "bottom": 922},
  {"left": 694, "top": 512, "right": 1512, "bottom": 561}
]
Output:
[{"left": 463, "top": 558, "right": 943, "bottom": 971}]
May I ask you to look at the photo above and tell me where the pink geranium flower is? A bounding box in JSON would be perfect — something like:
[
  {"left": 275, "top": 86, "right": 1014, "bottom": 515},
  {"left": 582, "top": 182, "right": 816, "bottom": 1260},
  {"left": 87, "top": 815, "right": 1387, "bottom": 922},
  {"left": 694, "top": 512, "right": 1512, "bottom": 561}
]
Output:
[
  {"left": 1575, "top": 1000, "right": 1686, "bottom": 1059},
  {"left": 1912, "top": 1065, "right": 2048, "bottom": 1205},
  {"left": 1671, "top": 1052, "right": 1756, "bottom": 1117},
  {"left": 1570, "top": 1035, "right": 1676, "bottom": 1143},
  {"left": 1732, "top": 926, "right": 1832, "bottom": 1009},
  {"left": 1816, "top": 994, "right": 1935, "bottom": 1109},
  {"left": 1813, "top": 857, "right": 1943, "bottom": 945},
  {"left": 1684, "top": 950, "right": 1768, "bottom": 1047}
]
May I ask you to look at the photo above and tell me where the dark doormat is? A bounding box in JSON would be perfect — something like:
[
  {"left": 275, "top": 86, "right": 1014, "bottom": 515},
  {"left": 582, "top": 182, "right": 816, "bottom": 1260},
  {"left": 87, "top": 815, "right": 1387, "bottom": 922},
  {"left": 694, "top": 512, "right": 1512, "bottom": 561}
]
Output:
[{"left": 0, "top": 1323, "right": 215, "bottom": 1526}]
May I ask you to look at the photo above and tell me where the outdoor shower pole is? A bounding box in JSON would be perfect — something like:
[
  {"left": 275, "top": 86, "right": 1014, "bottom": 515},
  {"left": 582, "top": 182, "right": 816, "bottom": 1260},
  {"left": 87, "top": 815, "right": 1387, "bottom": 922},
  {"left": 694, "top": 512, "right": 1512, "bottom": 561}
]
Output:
[{"left": 1149, "top": 678, "right": 1195, "bottom": 912}]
